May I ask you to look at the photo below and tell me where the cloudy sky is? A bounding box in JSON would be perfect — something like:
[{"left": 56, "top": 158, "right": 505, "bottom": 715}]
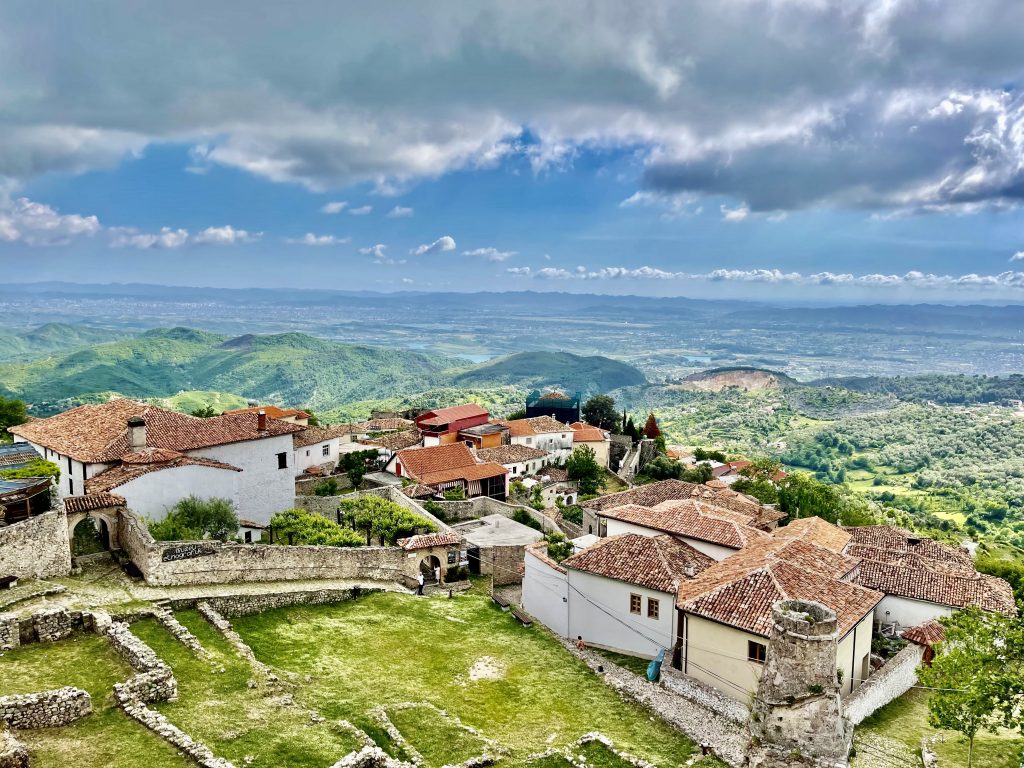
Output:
[{"left": 2, "top": 0, "right": 1023, "bottom": 302}]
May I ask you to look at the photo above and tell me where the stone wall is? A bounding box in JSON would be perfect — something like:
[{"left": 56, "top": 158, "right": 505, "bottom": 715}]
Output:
[
  {"left": 845, "top": 642, "right": 925, "bottom": 726},
  {"left": 0, "top": 730, "right": 28, "bottom": 768},
  {"left": 0, "top": 614, "right": 18, "bottom": 651},
  {"left": 481, "top": 545, "right": 529, "bottom": 586},
  {"left": 435, "top": 497, "right": 562, "bottom": 534},
  {"left": 0, "top": 511, "right": 72, "bottom": 580},
  {"left": 107, "top": 621, "right": 177, "bottom": 703},
  {"left": 0, "top": 687, "right": 91, "bottom": 729},
  {"left": 295, "top": 474, "right": 352, "bottom": 496},
  {"left": 176, "top": 587, "right": 380, "bottom": 618}
]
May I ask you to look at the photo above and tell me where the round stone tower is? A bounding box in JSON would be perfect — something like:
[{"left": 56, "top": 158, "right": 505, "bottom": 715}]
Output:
[{"left": 745, "top": 600, "right": 852, "bottom": 768}]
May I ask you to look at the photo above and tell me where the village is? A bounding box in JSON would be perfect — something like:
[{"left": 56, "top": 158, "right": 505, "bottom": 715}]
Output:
[{"left": 0, "top": 391, "right": 1019, "bottom": 768}]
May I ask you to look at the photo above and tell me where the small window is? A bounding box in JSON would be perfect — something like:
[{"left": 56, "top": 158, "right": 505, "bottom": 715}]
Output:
[
  {"left": 322, "top": 444, "right": 331, "bottom": 457},
  {"left": 629, "top": 594, "right": 641, "bottom": 615},
  {"left": 277, "top": 452, "right": 288, "bottom": 469},
  {"left": 512, "top": 466, "right": 517, "bottom": 474},
  {"left": 647, "top": 598, "right": 660, "bottom": 620},
  {"left": 306, "top": 449, "right": 310, "bottom": 456},
  {"left": 68, "top": 478, "right": 74, "bottom": 495},
  {"left": 748, "top": 641, "right": 767, "bottom": 664},
  {"left": 525, "top": 437, "right": 532, "bottom": 445}
]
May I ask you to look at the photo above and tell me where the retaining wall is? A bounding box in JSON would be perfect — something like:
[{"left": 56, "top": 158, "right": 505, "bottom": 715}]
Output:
[
  {"left": 295, "top": 473, "right": 353, "bottom": 496},
  {"left": 0, "top": 511, "right": 72, "bottom": 580},
  {"left": 845, "top": 642, "right": 925, "bottom": 725},
  {"left": 170, "top": 586, "right": 381, "bottom": 618},
  {"left": 0, "top": 687, "right": 91, "bottom": 729}
]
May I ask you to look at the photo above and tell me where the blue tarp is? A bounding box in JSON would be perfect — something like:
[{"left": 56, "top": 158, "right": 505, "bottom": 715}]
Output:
[{"left": 646, "top": 648, "right": 665, "bottom": 682}]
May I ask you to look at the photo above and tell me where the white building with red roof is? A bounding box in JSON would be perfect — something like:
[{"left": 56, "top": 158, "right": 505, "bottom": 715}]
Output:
[{"left": 10, "top": 399, "right": 303, "bottom": 524}]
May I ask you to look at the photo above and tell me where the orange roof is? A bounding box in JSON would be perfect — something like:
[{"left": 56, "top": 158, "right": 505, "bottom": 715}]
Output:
[
  {"left": 224, "top": 405, "right": 310, "bottom": 420},
  {"left": 497, "top": 416, "right": 568, "bottom": 437},
  {"left": 64, "top": 492, "right": 126, "bottom": 513},
  {"left": 11, "top": 399, "right": 302, "bottom": 463},
  {"left": 394, "top": 443, "right": 508, "bottom": 486},
  {"left": 398, "top": 532, "right": 462, "bottom": 551},
  {"left": 86, "top": 453, "right": 242, "bottom": 493},
  {"left": 570, "top": 422, "right": 608, "bottom": 442},
  {"left": 417, "top": 404, "right": 488, "bottom": 427},
  {"left": 901, "top": 620, "right": 945, "bottom": 647},
  {"left": 773, "top": 516, "right": 851, "bottom": 553},
  {"left": 599, "top": 500, "right": 770, "bottom": 550},
  {"left": 564, "top": 533, "right": 714, "bottom": 593}
]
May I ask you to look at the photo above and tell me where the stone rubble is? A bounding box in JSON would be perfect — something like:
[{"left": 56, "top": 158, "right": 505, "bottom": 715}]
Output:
[
  {"left": 0, "top": 728, "right": 29, "bottom": 768},
  {"left": 0, "top": 615, "right": 18, "bottom": 652},
  {"left": 152, "top": 606, "right": 209, "bottom": 657},
  {"left": 329, "top": 746, "right": 417, "bottom": 768}
]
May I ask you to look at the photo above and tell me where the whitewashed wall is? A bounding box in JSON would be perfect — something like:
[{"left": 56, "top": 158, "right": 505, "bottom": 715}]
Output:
[
  {"left": 294, "top": 437, "right": 339, "bottom": 476},
  {"left": 117, "top": 464, "right": 240, "bottom": 522},
  {"left": 188, "top": 434, "right": 295, "bottom": 524},
  {"left": 874, "top": 594, "right": 952, "bottom": 631},
  {"left": 522, "top": 549, "right": 569, "bottom": 637}
]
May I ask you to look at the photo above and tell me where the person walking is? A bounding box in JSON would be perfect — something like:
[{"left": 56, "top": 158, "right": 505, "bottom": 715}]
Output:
[
  {"left": 417, "top": 571, "right": 425, "bottom": 595},
  {"left": 434, "top": 564, "right": 441, "bottom": 585}
]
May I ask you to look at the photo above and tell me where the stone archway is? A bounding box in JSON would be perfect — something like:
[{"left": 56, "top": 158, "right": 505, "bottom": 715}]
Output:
[
  {"left": 67, "top": 508, "right": 122, "bottom": 556},
  {"left": 419, "top": 554, "right": 442, "bottom": 584}
]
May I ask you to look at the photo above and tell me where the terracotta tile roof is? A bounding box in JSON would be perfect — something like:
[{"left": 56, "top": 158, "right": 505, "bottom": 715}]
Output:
[
  {"left": 417, "top": 404, "right": 489, "bottom": 427},
  {"left": 398, "top": 532, "right": 462, "bottom": 551},
  {"left": 64, "top": 492, "right": 126, "bottom": 513},
  {"left": 569, "top": 422, "right": 609, "bottom": 442},
  {"left": 0, "top": 442, "right": 42, "bottom": 468},
  {"left": 773, "top": 516, "right": 852, "bottom": 553},
  {"left": 564, "top": 533, "right": 714, "bottom": 593},
  {"left": 536, "top": 467, "right": 569, "bottom": 482},
  {"left": 394, "top": 443, "right": 508, "bottom": 486},
  {"left": 677, "top": 538, "right": 883, "bottom": 637},
  {"left": 497, "top": 416, "right": 568, "bottom": 437},
  {"left": 238, "top": 518, "right": 267, "bottom": 529},
  {"left": 363, "top": 429, "right": 422, "bottom": 452},
  {"left": 599, "top": 500, "right": 770, "bottom": 550},
  {"left": 10, "top": 399, "right": 302, "bottom": 463},
  {"left": 582, "top": 479, "right": 704, "bottom": 511},
  {"left": 712, "top": 460, "right": 752, "bottom": 478},
  {"left": 843, "top": 526, "right": 974, "bottom": 570},
  {"left": 475, "top": 445, "right": 550, "bottom": 465},
  {"left": 855, "top": 559, "right": 1016, "bottom": 614},
  {"left": 293, "top": 424, "right": 360, "bottom": 449},
  {"left": 86, "top": 453, "right": 241, "bottom": 493},
  {"left": 901, "top": 620, "right": 945, "bottom": 647},
  {"left": 224, "top": 405, "right": 310, "bottom": 420},
  {"left": 402, "top": 484, "right": 438, "bottom": 499}
]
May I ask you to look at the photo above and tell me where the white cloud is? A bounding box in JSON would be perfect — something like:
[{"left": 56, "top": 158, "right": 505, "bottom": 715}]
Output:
[
  {"left": 192, "top": 225, "right": 261, "bottom": 245},
  {"left": 0, "top": 197, "right": 100, "bottom": 245},
  {"left": 463, "top": 246, "right": 516, "bottom": 262},
  {"left": 401, "top": 277, "right": 414, "bottom": 284},
  {"left": 1011, "top": 251, "right": 1024, "bottom": 262},
  {"left": 359, "top": 243, "right": 389, "bottom": 261},
  {"left": 411, "top": 235, "right": 456, "bottom": 255},
  {"left": 510, "top": 264, "right": 1024, "bottom": 292},
  {"left": 347, "top": 205, "right": 373, "bottom": 216},
  {"left": 109, "top": 226, "right": 189, "bottom": 249},
  {"left": 386, "top": 205, "right": 414, "bottom": 218},
  {"left": 285, "top": 233, "right": 351, "bottom": 246},
  {"left": 620, "top": 190, "right": 699, "bottom": 219},
  {"left": 720, "top": 204, "right": 750, "bottom": 222},
  {"left": 320, "top": 201, "right": 348, "bottom": 214}
]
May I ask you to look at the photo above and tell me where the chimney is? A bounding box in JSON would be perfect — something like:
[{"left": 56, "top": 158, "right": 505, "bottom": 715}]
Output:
[
  {"left": 257, "top": 410, "right": 267, "bottom": 431},
  {"left": 684, "top": 565, "right": 696, "bottom": 578},
  {"left": 127, "top": 416, "right": 147, "bottom": 451}
]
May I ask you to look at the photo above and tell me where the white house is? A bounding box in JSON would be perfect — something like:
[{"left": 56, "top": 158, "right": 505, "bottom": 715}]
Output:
[
  {"left": 498, "top": 416, "right": 575, "bottom": 462},
  {"left": 475, "top": 444, "right": 550, "bottom": 477},
  {"left": 10, "top": 399, "right": 303, "bottom": 525},
  {"left": 293, "top": 426, "right": 340, "bottom": 476},
  {"left": 524, "top": 533, "right": 714, "bottom": 659},
  {"left": 569, "top": 422, "right": 611, "bottom": 468}
]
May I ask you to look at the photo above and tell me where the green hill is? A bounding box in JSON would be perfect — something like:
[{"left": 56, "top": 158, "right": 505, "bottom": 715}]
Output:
[
  {"left": 0, "top": 327, "right": 466, "bottom": 414},
  {"left": 452, "top": 351, "right": 645, "bottom": 392},
  {"left": 0, "top": 323, "right": 127, "bottom": 362}
]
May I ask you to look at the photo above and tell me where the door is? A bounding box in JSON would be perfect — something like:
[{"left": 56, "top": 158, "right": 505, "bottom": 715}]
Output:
[{"left": 467, "top": 547, "right": 481, "bottom": 576}]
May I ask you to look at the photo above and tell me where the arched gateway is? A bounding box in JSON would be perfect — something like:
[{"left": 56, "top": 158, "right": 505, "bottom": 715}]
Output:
[{"left": 64, "top": 493, "right": 128, "bottom": 554}]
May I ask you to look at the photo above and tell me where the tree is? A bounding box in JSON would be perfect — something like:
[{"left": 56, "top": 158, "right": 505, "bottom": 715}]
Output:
[
  {"left": 623, "top": 417, "right": 641, "bottom": 442},
  {"left": 339, "top": 495, "right": 435, "bottom": 545},
  {"left": 545, "top": 532, "right": 574, "bottom": 562},
  {"left": 566, "top": 445, "right": 603, "bottom": 496},
  {"left": 506, "top": 408, "right": 527, "bottom": 420},
  {"left": 0, "top": 458, "right": 60, "bottom": 481},
  {"left": 918, "top": 607, "right": 1024, "bottom": 767},
  {"left": 269, "top": 507, "right": 364, "bottom": 547},
  {"left": 305, "top": 411, "right": 320, "bottom": 426},
  {"left": 583, "top": 395, "right": 618, "bottom": 432},
  {"left": 148, "top": 495, "right": 238, "bottom": 541},
  {"left": 642, "top": 413, "right": 661, "bottom": 439},
  {"left": 641, "top": 456, "right": 684, "bottom": 481},
  {"left": 777, "top": 472, "right": 842, "bottom": 523},
  {"left": 732, "top": 458, "right": 784, "bottom": 505},
  {"left": 339, "top": 449, "right": 377, "bottom": 489},
  {"left": 190, "top": 405, "right": 218, "bottom": 418},
  {"left": 693, "top": 447, "right": 726, "bottom": 462},
  {"left": 0, "top": 396, "right": 28, "bottom": 440}
]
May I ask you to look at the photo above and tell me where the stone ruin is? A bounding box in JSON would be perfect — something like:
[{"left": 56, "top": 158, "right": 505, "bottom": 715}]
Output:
[{"left": 745, "top": 600, "right": 852, "bottom": 768}]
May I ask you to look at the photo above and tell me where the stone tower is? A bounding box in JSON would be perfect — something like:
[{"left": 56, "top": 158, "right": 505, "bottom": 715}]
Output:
[{"left": 745, "top": 600, "right": 852, "bottom": 768}]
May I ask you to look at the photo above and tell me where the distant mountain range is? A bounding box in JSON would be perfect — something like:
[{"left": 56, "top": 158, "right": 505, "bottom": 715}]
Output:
[
  {"left": 0, "top": 323, "right": 128, "bottom": 362},
  {"left": 0, "top": 326, "right": 646, "bottom": 415}
]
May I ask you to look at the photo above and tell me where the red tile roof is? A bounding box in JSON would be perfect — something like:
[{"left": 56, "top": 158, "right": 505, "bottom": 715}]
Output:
[
  {"left": 901, "top": 620, "right": 945, "bottom": 647},
  {"left": 86, "top": 453, "right": 241, "bottom": 493},
  {"left": 475, "top": 445, "right": 549, "bottom": 465},
  {"left": 394, "top": 443, "right": 507, "bottom": 486},
  {"left": 11, "top": 399, "right": 302, "bottom": 463},
  {"left": 569, "top": 422, "right": 609, "bottom": 442},
  {"left": 63, "top": 493, "right": 126, "bottom": 513},
  {"left": 398, "top": 532, "right": 462, "bottom": 551},
  {"left": 417, "top": 404, "right": 489, "bottom": 427},
  {"left": 677, "top": 538, "right": 883, "bottom": 637},
  {"left": 773, "top": 516, "right": 851, "bottom": 553},
  {"left": 564, "top": 533, "right": 714, "bottom": 593},
  {"left": 599, "top": 500, "right": 770, "bottom": 550},
  {"left": 855, "top": 559, "right": 1016, "bottom": 614},
  {"left": 363, "top": 429, "right": 422, "bottom": 452},
  {"left": 224, "top": 405, "right": 310, "bottom": 420}
]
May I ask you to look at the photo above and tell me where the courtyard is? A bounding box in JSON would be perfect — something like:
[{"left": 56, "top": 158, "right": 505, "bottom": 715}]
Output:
[{"left": 0, "top": 589, "right": 723, "bottom": 768}]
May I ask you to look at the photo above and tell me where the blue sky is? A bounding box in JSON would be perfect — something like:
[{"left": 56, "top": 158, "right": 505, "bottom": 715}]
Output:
[{"left": 2, "top": 1, "right": 1024, "bottom": 302}]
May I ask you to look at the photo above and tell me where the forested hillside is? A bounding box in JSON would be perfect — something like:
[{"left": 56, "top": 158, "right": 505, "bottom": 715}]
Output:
[{"left": 452, "top": 351, "right": 645, "bottom": 392}]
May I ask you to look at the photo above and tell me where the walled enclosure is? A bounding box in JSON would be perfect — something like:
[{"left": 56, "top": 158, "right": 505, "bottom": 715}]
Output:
[{"left": 0, "top": 511, "right": 72, "bottom": 580}]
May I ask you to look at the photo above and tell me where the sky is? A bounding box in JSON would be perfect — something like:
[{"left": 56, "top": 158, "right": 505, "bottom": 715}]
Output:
[{"left": 1, "top": 1, "right": 1024, "bottom": 303}]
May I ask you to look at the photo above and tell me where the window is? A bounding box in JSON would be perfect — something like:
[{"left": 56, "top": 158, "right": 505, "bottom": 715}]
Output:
[
  {"left": 511, "top": 466, "right": 517, "bottom": 474},
  {"left": 748, "top": 641, "right": 767, "bottom": 664},
  {"left": 306, "top": 450, "right": 310, "bottom": 456},
  {"left": 322, "top": 444, "right": 331, "bottom": 457},
  {"left": 525, "top": 437, "right": 532, "bottom": 445},
  {"left": 277, "top": 452, "right": 288, "bottom": 469},
  {"left": 647, "top": 598, "right": 660, "bottom": 620},
  {"left": 629, "top": 594, "right": 641, "bottom": 615},
  {"left": 68, "top": 478, "right": 74, "bottom": 495}
]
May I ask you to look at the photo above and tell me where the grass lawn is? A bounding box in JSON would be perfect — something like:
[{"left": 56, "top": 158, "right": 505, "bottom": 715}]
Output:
[
  {"left": 232, "top": 591, "right": 708, "bottom": 767},
  {"left": 130, "top": 612, "right": 366, "bottom": 768},
  {"left": 0, "top": 632, "right": 187, "bottom": 768},
  {"left": 854, "top": 689, "right": 1023, "bottom": 768}
]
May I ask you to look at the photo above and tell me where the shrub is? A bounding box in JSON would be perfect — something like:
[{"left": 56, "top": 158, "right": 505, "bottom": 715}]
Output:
[
  {"left": 149, "top": 495, "right": 238, "bottom": 542},
  {"left": 445, "top": 565, "right": 469, "bottom": 581},
  {"left": 422, "top": 500, "right": 445, "bottom": 521},
  {"left": 340, "top": 495, "right": 436, "bottom": 545},
  {"left": 545, "top": 532, "right": 574, "bottom": 562},
  {"left": 566, "top": 445, "right": 602, "bottom": 495},
  {"left": 0, "top": 458, "right": 60, "bottom": 481},
  {"left": 562, "top": 505, "right": 584, "bottom": 525},
  {"left": 314, "top": 477, "right": 340, "bottom": 496},
  {"left": 269, "top": 507, "right": 365, "bottom": 547},
  {"left": 443, "top": 486, "right": 466, "bottom": 501},
  {"left": 512, "top": 508, "right": 542, "bottom": 530}
]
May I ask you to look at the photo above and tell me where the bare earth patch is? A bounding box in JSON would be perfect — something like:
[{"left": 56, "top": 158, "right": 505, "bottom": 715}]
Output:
[{"left": 468, "top": 655, "right": 505, "bottom": 682}]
